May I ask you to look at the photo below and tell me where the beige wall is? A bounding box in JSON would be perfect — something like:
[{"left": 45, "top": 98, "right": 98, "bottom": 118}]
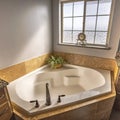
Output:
[
  {"left": 0, "top": 0, "right": 52, "bottom": 69},
  {"left": 53, "top": 0, "right": 120, "bottom": 59}
]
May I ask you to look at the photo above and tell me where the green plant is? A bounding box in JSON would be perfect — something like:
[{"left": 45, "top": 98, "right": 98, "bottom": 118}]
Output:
[{"left": 47, "top": 55, "right": 65, "bottom": 68}]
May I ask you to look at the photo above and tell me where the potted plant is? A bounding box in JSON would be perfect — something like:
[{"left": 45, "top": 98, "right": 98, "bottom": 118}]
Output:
[{"left": 47, "top": 55, "right": 65, "bottom": 69}]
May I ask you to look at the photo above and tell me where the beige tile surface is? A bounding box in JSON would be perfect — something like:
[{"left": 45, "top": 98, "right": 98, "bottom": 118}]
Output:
[{"left": 0, "top": 53, "right": 51, "bottom": 82}]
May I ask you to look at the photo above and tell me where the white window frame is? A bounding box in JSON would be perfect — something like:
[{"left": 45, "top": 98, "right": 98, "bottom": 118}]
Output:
[{"left": 59, "top": 0, "right": 114, "bottom": 49}]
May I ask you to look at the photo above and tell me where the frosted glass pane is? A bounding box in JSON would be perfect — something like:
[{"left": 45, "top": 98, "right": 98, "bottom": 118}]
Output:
[
  {"left": 85, "top": 32, "right": 95, "bottom": 44},
  {"left": 86, "top": 1, "right": 98, "bottom": 15},
  {"left": 73, "top": 17, "right": 83, "bottom": 30},
  {"left": 96, "top": 16, "right": 109, "bottom": 31},
  {"left": 98, "top": 0, "right": 112, "bottom": 15},
  {"left": 95, "top": 32, "right": 107, "bottom": 45},
  {"left": 73, "top": 31, "right": 82, "bottom": 43},
  {"left": 85, "top": 17, "right": 96, "bottom": 30},
  {"left": 63, "top": 18, "right": 72, "bottom": 30},
  {"left": 63, "top": 31, "right": 72, "bottom": 43},
  {"left": 74, "top": 1, "right": 84, "bottom": 16},
  {"left": 63, "top": 3, "right": 73, "bottom": 17}
]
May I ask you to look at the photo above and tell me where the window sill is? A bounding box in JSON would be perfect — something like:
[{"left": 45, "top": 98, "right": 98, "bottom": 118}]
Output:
[{"left": 58, "top": 43, "right": 111, "bottom": 50}]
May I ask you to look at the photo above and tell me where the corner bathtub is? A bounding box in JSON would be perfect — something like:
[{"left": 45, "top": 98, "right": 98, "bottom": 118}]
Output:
[{"left": 7, "top": 64, "right": 111, "bottom": 115}]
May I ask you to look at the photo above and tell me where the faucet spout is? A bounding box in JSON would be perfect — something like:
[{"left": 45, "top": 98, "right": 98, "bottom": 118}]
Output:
[{"left": 45, "top": 83, "right": 51, "bottom": 106}]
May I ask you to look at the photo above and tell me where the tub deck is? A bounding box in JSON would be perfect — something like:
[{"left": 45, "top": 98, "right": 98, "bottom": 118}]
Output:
[{"left": 7, "top": 64, "right": 115, "bottom": 120}]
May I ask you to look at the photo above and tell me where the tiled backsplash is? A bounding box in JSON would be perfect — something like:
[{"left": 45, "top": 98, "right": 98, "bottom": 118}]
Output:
[
  {"left": 54, "top": 52, "right": 118, "bottom": 82},
  {"left": 0, "top": 53, "right": 51, "bottom": 82},
  {"left": 0, "top": 52, "right": 118, "bottom": 83}
]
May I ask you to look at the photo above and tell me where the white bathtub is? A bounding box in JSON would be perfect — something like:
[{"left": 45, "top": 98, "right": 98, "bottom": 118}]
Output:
[{"left": 7, "top": 64, "right": 111, "bottom": 114}]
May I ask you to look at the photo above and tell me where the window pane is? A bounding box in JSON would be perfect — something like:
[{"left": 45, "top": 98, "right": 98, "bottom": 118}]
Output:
[
  {"left": 63, "top": 31, "right": 72, "bottom": 43},
  {"left": 85, "top": 32, "right": 95, "bottom": 44},
  {"left": 98, "top": 0, "right": 112, "bottom": 15},
  {"left": 63, "top": 3, "right": 73, "bottom": 17},
  {"left": 74, "top": 1, "right": 84, "bottom": 16},
  {"left": 96, "top": 16, "right": 109, "bottom": 31},
  {"left": 95, "top": 32, "right": 107, "bottom": 45},
  {"left": 63, "top": 18, "right": 72, "bottom": 30},
  {"left": 73, "top": 31, "right": 82, "bottom": 43},
  {"left": 73, "top": 17, "right": 83, "bottom": 30},
  {"left": 86, "top": 0, "right": 98, "bottom": 16},
  {"left": 85, "top": 17, "right": 96, "bottom": 30},
  {"left": 61, "top": 0, "right": 112, "bottom": 46}
]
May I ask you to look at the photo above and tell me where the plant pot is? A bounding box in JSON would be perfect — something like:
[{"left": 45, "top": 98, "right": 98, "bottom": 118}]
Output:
[{"left": 54, "top": 64, "right": 62, "bottom": 69}]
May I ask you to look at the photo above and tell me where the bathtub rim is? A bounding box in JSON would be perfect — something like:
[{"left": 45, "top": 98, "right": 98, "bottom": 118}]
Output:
[
  {"left": 12, "top": 76, "right": 115, "bottom": 120},
  {"left": 7, "top": 64, "right": 112, "bottom": 116}
]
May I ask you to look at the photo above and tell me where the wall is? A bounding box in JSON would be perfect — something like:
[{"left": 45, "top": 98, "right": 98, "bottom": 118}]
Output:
[
  {"left": 53, "top": 0, "right": 120, "bottom": 59},
  {"left": 0, "top": 0, "right": 52, "bottom": 69}
]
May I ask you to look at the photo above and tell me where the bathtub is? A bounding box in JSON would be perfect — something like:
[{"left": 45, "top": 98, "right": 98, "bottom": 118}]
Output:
[{"left": 7, "top": 64, "right": 111, "bottom": 115}]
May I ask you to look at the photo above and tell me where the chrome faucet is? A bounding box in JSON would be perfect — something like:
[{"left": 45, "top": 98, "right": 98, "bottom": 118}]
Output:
[{"left": 45, "top": 83, "right": 51, "bottom": 106}]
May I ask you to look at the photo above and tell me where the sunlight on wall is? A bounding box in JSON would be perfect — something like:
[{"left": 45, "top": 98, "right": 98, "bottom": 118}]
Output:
[{"left": 0, "top": 0, "right": 52, "bottom": 69}]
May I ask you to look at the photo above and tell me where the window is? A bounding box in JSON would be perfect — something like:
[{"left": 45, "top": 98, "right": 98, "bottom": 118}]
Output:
[{"left": 60, "top": 0, "right": 113, "bottom": 48}]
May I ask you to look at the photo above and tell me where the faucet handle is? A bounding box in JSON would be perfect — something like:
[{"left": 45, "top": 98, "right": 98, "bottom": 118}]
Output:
[
  {"left": 57, "top": 95, "right": 65, "bottom": 103},
  {"left": 30, "top": 100, "right": 40, "bottom": 108}
]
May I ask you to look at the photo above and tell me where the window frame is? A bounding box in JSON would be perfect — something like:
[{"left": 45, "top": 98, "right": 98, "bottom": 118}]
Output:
[{"left": 59, "top": 0, "right": 114, "bottom": 49}]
